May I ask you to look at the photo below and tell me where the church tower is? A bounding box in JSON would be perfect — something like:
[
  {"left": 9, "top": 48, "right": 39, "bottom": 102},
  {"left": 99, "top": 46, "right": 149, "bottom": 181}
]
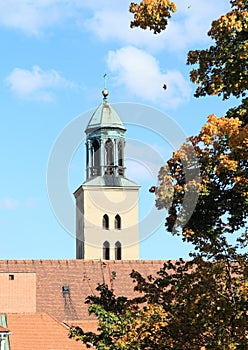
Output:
[{"left": 74, "top": 89, "right": 140, "bottom": 260}]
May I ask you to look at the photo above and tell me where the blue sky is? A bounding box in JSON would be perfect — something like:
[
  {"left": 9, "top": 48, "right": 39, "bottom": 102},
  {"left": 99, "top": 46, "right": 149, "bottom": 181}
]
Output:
[{"left": 0, "top": 0, "right": 237, "bottom": 260}]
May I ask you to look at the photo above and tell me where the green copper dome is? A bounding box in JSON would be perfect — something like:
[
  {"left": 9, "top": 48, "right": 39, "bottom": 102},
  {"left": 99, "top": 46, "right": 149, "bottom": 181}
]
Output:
[{"left": 85, "top": 90, "right": 126, "bottom": 134}]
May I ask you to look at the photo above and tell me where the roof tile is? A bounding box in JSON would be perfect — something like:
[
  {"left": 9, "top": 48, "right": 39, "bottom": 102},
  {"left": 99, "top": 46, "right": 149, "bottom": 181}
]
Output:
[
  {"left": 7, "top": 313, "right": 87, "bottom": 350},
  {"left": 0, "top": 259, "right": 168, "bottom": 321}
]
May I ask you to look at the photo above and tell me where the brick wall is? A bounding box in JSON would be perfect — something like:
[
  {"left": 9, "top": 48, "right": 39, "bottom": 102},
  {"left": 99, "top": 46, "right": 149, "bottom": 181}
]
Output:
[{"left": 0, "top": 272, "right": 36, "bottom": 313}]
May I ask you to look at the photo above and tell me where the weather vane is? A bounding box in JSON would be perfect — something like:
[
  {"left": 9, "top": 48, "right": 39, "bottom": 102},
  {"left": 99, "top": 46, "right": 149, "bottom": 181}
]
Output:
[
  {"left": 102, "top": 73, "right": 109, "bottom": 100},
  {"left": 103, "top": 73, "right": 107, "bottom": 89}
]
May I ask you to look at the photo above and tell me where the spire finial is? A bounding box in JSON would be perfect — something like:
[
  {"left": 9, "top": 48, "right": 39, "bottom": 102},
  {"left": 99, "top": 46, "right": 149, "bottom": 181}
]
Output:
[{"left": 102, "top": 73, "right": 109, "bottom": 101}]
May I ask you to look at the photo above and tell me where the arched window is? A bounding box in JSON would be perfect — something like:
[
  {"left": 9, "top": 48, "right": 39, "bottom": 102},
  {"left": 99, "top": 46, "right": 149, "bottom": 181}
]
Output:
[
  {"left": 115, "top": 241, "right": 121, "bottom": 260},
  {"left": 105, "top": 139, "right": 114, "bottom": 174},
  {"left": 118, "top": 141, "right": 124, "bottom": 175},
  {"left": 92, "top": 139, "right": 100, "bottom": 176},
  {"left": 86, "top": 142, "right": 89, "bottom": 167},
  {"left": 103, "top": 241, "right": 110, "bottom": 260},
  {"left": 115, "top": 214, "right": 121, "bottom": 230},
  {"left": 102, "top": 214, "right": 109, "bottom": 230}
]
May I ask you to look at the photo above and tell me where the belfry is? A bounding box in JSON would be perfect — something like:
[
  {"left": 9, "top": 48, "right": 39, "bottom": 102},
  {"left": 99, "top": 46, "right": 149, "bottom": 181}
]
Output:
[{"left": 74, "top": 89, "right": 140, "bottom": 260}]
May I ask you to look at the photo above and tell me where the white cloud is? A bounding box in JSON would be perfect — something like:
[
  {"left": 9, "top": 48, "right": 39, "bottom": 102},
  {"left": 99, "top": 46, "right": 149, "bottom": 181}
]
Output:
[
  {"left": 0, "top": 197, "right": 19, "bottom": 210},
  {"left": 6, "top": 65, "right": 75, "bottom": 102},
  {"left": 0, "top": 0, "right": 58, "bottom": 36},
  {"left": 0, "top": 0, "right": 230, "bottom": 51},
  {"left": 107, "top": 46, "right": 191, "bottom": 108},
  {"left": 0, "top": 0, "right": 136, "bottom": 40},
  {"left": 84, "top": 0, "right": 230, "bottom": 52},
  {"left": 84, "top": 9, "right": 166, "bottom": 52},
  {"left": 0, "top": 0, "right": 86, "bottom": 36}
]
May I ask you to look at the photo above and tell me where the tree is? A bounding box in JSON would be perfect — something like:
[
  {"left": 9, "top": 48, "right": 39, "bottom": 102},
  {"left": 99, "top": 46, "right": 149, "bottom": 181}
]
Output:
[
  {"left": 70, "top": 283, "right": 168, "bottom": 349},
  {"left": 129, "top": 258, "right": 248, "bottom": 349},
  {"left": 130, "top": 0, "right": 176, "bottom": 34},
  {"left": 70, "top": 258, "right": 248, "bottom": 349},
  {"left": 70, "top": 1, "right": 248, "bottom": 349},
  {"left": 187, "top": 0, "right": 248, "bottom": 103},
  {"left": 156, "top": 114, "right": 248, "bottom": 257},
  {"left": 154, "top": 0, "right": 248, "bottom": 257},
  {"left": 128, "top": 0, "right": 248, "bottom": 256}
]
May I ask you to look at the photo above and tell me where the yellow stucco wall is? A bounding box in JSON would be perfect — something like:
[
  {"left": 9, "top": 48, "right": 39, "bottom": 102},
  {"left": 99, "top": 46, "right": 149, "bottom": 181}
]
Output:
[{"left": 76, "top": 185, "right": 139, "bottom": 260}]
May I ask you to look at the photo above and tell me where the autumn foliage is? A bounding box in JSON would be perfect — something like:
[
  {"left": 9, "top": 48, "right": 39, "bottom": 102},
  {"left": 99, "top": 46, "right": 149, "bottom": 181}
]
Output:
[
  {"left": 156, "top": 115, "right": 248, "bottom": 256},
  {"left": 70, "top": 257, "right": 248, "bottom": 349},
  {"left": 130, "top": 0, "right": 176, "bottom": 33},
  {"left": 187, "top": 0, "right": 248, "bottom": 100}
]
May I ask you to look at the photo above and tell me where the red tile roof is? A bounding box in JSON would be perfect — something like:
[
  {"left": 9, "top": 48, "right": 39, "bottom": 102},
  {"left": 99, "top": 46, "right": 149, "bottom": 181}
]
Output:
[
  {"left": 0, "top": 259, "right": 167, "bottom": 321},
  {"left": 7, "top": 313, "right": 87, "bottom": 350}
]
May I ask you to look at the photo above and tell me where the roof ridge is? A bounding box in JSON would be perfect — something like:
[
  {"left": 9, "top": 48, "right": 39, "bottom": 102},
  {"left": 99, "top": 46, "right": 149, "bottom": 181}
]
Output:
[
  {"left": 0, "top": 324, "right": 10, "bottom": 332},
  {"left": 44, "top": 313, "right": 69, "bottom": 328}
]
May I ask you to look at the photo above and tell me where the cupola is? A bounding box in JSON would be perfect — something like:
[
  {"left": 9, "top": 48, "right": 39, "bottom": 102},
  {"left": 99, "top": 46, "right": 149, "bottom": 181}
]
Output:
[{"left": 85, "top": 90, "right": 126, "bottom": 180}]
